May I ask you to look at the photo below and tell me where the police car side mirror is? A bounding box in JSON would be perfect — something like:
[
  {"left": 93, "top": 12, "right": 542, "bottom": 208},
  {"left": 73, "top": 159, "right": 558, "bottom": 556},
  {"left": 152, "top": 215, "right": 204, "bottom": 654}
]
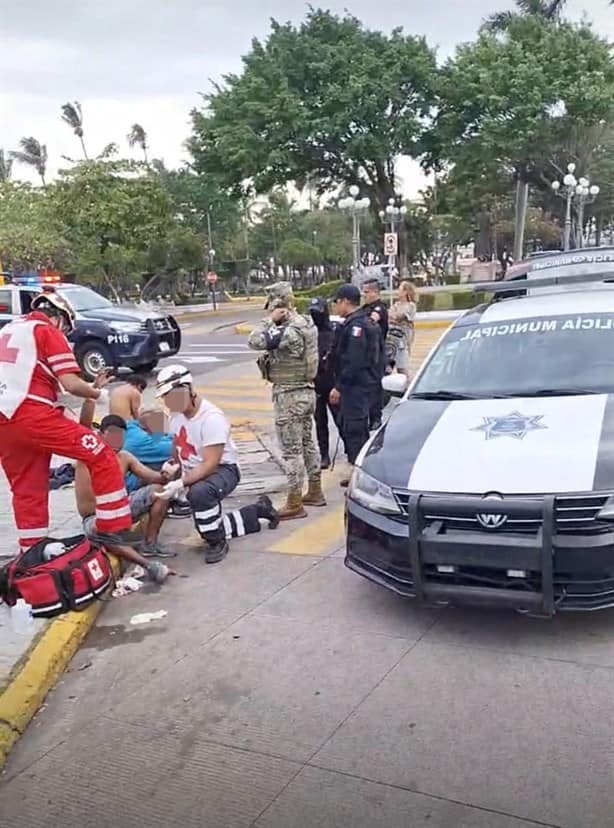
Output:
[{"left": 382, "top": 374, "right": 408, "bottom": 398}]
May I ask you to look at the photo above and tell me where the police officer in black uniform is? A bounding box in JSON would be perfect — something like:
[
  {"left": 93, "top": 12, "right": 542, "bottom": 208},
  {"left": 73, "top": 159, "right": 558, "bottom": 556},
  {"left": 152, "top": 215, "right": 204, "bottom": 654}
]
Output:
[
  {"left": 309, "top": 297, "right": 340, "bottom": 469},
  {"left": 361, "top": 277, "right": 389, "bottom": 429},
  {"left": 329, "top": 285, "right": 380, "bottom": 486}
]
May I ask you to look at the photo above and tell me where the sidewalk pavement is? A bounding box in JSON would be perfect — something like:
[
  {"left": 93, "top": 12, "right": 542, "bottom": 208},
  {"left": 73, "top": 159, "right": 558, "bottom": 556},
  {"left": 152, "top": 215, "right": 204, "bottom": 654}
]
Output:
[
  {"left": 0, "top": 369, "right": 286, "bottom": 767},
  {"left": 0, "top": 328, "right": 441, "bottom": 769}
]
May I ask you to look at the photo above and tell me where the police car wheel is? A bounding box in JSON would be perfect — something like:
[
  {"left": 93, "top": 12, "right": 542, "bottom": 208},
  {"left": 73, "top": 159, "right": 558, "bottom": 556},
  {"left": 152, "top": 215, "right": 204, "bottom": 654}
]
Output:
[{"left": 76, "top": 341, "right": 113, "bottom": 381}]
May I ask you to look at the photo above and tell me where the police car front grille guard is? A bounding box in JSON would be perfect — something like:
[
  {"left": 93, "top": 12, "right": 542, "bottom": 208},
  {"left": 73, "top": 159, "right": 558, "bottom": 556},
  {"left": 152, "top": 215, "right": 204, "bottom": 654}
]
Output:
[
  {"left": 407, "top": 493, "right": 556, "bottom": 615},
  {"left": 392, "top": 490, "right": 610, "bottom": 534}
]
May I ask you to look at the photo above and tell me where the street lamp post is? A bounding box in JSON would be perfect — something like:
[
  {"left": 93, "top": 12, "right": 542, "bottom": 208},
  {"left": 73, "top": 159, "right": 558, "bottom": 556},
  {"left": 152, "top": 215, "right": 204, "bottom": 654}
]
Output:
[
  {"left": 207, "top": 247, "right": 217, "bottom": 310},
  {"left": 378, "top": 196, "right": 408, "bottom": 295},
  {"left": 339, "top": 185, "right": 370, "bottom": 285},
  {"left": 552, "top": 163, "right": 600, "bottom": 251}
]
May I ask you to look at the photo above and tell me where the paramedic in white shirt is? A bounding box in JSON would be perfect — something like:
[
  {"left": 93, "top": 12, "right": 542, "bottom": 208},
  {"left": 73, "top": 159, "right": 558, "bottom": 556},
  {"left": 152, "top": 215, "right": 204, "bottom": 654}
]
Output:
[{"left": 154, "top": 365, "right": 279, "bottom": 563}]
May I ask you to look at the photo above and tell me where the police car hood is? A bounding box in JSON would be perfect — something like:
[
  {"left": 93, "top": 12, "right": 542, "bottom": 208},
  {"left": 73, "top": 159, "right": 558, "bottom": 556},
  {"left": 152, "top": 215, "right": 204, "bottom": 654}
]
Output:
[
  {"left": 363, "top": 395, "right": 614, "bottom": 494},
  {"left": 76, "top": 305, "right": 166, "bottom": 323}
]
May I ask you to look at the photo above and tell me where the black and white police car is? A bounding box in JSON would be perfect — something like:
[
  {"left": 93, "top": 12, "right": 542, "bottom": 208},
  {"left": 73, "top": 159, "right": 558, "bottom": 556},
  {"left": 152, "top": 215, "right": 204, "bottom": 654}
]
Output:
[
  {"left": 0, "top": 275, "right": 181, "bottom": 380},
  {"left": 345, "top": 248, "right": 614, "bottom": 615}
]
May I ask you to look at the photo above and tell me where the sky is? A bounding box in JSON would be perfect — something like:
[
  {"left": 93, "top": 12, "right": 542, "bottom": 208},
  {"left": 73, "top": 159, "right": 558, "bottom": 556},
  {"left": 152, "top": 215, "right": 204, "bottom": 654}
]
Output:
[{"left": 1, "top": 0, "right": 612, "bottom": 195}]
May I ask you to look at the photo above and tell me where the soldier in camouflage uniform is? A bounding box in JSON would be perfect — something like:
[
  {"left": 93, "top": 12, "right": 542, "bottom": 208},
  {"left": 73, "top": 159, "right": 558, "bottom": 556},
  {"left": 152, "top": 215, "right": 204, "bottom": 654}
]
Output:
[{"left": 248, "top": 282, "right": 324, "bottom": 520}]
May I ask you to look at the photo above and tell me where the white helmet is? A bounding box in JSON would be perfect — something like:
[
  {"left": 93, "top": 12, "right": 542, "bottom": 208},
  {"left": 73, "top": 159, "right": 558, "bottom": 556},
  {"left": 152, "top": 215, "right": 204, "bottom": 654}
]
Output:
[
  {"left": 31, "top": 290, "right": 76, "bottom": 333},
  {"left": 155, "top": 364, "right": 193, "bottom": 397}
]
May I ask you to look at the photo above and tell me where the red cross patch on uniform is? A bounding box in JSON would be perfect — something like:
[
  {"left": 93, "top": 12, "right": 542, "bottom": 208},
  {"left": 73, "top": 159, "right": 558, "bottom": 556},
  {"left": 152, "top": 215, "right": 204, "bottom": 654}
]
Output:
[{"left": 351, "top": 326, "right": 363, "bottom": 337}]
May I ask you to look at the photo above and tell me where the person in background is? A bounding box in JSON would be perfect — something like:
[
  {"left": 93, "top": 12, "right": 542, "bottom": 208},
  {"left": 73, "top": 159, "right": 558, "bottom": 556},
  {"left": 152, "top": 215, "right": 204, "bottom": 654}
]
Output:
[
  {"left": 361, "top": 278, "right": 388, "bottom": 430},
  {"left": 154, "top": 364, "right": 280, "bottom": 564},
  {"left": 109, "top": 375, "right": 148, "bottom": 421},
  {"left": 388, "top": 280, "right": 418, "bottom": 377},
  {"left": 308, "top": 297, "right": 339, "bottom": 470},
  {"left": 330, "top": 285, "right": 380, "bottom": 487}
]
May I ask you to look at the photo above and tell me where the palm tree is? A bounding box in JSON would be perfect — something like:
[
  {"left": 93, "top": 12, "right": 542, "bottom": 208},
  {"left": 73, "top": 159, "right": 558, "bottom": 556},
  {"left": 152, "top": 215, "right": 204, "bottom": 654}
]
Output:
[
  {"left": 0, "top": 149, "right": 12, "bottom": 183},
  {"left": 61, "top": 101, "right": 88, "bottom": 159},
  {"left": 10, "top": 137, "right": 48, "bottom": 186},
  {"left": 483, "top": 0, "right": 567, "bottom": 32},
  {"left": 127, "top": 123, "right": 148, "bottom": 163}
]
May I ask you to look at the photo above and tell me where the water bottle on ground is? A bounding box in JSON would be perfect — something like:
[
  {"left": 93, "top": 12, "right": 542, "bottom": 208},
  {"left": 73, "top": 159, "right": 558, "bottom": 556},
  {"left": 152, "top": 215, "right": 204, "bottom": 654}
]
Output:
[{"left": 11, "top": 598, "right": 34, "bottom": 635}]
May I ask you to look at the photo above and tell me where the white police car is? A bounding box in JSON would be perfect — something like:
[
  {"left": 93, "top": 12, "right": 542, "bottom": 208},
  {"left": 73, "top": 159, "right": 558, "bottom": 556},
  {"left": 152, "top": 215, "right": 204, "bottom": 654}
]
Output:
[
  {"left": 0, "top": 275, "right": 181, "bottom": 380},
  {"left": 345, "top": 249, "right": 614, "bottom": 615}
]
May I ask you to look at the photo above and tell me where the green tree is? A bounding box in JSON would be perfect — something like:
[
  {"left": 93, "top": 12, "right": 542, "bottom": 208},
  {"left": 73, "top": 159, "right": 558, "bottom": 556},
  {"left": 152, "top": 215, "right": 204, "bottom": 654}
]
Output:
[
  {"left": 127, "top": 123, "right": 149, "bottom": 163},
  {"left": 189, "top": 9, "right": 437, "bottom": 214},
  {"left": 10, "top": 137, "right": 48, "bottom": 186},
  {"left": 430, "top": 17, "right": 614, "bottom": 258},
  {"left": 0, "top": 182, "right": 67, "bottom": 269},
  {"left": 50, "top": 159, "right": 174, "bottom": 297},
  {"left": 483, "top": 0, "right": 568, "bottom": 33},
  {"left": 61, "top": 101, "right": 88, "bottom": 160}
]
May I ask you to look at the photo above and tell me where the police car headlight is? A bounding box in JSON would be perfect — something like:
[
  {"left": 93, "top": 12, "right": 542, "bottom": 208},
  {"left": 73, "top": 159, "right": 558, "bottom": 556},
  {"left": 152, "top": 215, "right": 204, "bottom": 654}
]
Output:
[
  {"left": 109, "top": 321, "right": 141, "bottom": 333},
  {"left": 348, "top": 468, "right": 400, "bottom": 515}
]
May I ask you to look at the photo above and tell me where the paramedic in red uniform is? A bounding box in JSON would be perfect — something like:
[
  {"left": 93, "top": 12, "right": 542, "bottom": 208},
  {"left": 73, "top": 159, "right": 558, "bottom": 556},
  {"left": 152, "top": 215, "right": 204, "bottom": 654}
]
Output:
[{"left": 0, "top": 291, "right": 132, "bottom": 551}]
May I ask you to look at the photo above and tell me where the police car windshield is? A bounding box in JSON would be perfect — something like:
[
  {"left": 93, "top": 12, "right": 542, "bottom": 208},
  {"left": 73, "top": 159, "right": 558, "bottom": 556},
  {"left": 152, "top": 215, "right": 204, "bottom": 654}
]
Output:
[
  {"left": 57, "top": 286, "right": 113, "bottom": 312},
  {"left": 412, "top": 312, "right": 614, "bottom": 398}
]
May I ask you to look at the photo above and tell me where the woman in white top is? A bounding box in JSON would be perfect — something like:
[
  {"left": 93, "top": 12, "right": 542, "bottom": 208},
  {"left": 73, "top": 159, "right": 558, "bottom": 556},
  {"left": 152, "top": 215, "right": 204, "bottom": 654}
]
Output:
[{"left": 388, "top": 281, "right": 418, "bottom": 377}]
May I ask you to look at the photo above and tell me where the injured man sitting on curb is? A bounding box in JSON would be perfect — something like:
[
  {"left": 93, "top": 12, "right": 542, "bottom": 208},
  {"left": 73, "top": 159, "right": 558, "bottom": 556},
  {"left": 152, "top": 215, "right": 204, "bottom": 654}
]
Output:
[
  {"left": 154, "top": 364, "right": 280, "bottom": 564},
  {"left": 75, "top": 374, "right": 177, "bottom": 583}
]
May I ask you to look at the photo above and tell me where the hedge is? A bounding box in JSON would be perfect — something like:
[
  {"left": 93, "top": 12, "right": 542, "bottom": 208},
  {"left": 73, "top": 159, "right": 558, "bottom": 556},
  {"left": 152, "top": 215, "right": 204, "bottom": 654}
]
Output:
[
  {"left": 294, "top": 280, "right": 346, "bottom": 300},
  {"left": 293, "top": 284, "right": 491, "bottom": 315}
]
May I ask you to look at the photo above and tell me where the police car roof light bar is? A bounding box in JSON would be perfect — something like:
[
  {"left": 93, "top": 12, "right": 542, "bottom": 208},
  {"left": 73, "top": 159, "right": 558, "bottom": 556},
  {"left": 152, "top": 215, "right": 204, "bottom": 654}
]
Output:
[{"left": 471, "top": 271, "right": 614, "bottom": 295}]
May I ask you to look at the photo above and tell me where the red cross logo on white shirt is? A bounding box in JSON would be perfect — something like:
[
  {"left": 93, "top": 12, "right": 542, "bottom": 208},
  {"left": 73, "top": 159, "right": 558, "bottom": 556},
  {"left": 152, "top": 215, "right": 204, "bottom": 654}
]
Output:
[{"left": 175, "top": 425, "right": 198, "bottom": 461}]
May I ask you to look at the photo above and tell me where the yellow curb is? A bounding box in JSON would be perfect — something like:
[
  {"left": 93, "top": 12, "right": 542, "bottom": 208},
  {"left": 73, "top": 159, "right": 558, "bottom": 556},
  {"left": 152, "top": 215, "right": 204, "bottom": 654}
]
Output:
[
  {"left": 0, "top": 556, "right": 120, "bottom": 769},
  {"left": 234, "top": 319, "right": 452, "bottom": 336}
]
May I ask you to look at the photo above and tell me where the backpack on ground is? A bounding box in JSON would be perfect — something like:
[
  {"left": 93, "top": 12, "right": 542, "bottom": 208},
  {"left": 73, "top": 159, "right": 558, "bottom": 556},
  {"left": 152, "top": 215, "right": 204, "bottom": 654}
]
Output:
[{"left": 0, "top": 535, "right": 113, "bottom": 618}]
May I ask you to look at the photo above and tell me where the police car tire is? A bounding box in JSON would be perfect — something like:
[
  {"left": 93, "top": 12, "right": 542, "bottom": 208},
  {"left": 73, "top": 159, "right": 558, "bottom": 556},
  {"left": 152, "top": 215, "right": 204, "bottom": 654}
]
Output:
[{"left": 76, "top": 340, "right": 113, "bottom": 381}]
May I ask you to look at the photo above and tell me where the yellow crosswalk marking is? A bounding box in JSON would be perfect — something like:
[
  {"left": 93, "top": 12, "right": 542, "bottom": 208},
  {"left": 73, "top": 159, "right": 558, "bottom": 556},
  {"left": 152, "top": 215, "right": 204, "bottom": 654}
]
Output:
[
  {"left": 202, "top": 399, "right": 271, "bottom": 412},
  {"left": 230, "top": 414, "right": 271, "bottom": 427},
  {"left": 203, "top": 387, "right": 270, "bottom": 399},
  {"left": 267, "top": 504, "right": 344, "bottom": 556}
]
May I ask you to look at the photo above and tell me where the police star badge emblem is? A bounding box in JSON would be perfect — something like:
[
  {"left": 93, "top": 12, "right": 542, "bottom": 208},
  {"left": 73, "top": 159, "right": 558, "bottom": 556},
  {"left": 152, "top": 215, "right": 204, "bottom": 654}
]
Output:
[{"left": 471, "top": 411, "right": 547, "bottom": 441}]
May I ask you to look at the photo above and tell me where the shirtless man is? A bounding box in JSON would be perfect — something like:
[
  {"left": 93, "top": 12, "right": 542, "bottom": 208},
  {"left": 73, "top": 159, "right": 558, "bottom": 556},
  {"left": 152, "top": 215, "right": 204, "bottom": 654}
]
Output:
[{"left": 109, "top": 375, "right": 147, "bottom": 421}]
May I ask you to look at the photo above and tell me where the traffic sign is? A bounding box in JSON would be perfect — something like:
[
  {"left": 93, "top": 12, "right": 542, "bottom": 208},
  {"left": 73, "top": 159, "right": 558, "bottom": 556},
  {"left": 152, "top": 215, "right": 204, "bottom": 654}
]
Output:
[
  {"left": 384, "top": 233, "right": 398, "bottom": 257},
  {"left": 207, "top": 271, "right": 218, "bottom": 284}
]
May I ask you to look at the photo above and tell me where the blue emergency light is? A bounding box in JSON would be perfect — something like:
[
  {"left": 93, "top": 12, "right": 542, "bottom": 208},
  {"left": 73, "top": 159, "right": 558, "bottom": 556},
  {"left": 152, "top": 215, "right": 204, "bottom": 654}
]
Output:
[{"left": 11, "top": 274, "right": 61, "bottom": 286}]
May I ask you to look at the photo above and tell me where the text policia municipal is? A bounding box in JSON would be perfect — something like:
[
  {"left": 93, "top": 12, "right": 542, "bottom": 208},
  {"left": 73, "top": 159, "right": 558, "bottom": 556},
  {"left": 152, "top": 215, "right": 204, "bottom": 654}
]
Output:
[{"left": 461, "top": 316, "right": 614, "bottom": 341}]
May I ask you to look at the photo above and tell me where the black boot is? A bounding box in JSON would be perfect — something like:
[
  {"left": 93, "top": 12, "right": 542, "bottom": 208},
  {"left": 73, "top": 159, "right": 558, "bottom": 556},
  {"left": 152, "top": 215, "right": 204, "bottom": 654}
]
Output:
[
  {"left": 205, "top": 537, "right": 229, "bottom": 564},
  {"left": 256, "top": 495, "right": 280, "bottom": 530},
  {"left": 321, "top": 455, "right": 331, "bottom": 470}
]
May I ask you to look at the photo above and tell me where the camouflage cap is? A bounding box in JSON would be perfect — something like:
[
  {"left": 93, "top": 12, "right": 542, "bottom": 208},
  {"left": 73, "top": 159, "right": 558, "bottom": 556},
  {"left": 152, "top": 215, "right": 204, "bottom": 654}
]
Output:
[{"left": 264, "top": 281, "right": 294, "bottom": 310}]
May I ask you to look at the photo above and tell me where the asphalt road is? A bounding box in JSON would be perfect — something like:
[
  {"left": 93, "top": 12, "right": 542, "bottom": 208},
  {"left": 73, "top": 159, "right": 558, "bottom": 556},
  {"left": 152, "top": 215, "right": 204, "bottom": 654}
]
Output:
[{"left": 166, "top": 312, "right": 260, "bottom": 375}]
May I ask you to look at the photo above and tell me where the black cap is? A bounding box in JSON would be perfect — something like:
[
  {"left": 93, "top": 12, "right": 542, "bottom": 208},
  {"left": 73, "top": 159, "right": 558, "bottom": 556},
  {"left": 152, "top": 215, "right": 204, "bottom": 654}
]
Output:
[
  {"left": 362, "top": 277, "right": 381, "bottom": 289},
  {"left": 334, "top": 284, "right": 361, "bottom": 304}
]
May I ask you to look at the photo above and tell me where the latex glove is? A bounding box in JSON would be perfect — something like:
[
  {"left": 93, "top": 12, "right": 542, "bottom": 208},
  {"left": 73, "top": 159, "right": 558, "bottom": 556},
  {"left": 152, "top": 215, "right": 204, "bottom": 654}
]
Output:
[
  {"left": 162, "top": 461, "right": 180, "bottom": 478},
  {"left": 154, "top": 478, "right": 186, "bottom": 501}
]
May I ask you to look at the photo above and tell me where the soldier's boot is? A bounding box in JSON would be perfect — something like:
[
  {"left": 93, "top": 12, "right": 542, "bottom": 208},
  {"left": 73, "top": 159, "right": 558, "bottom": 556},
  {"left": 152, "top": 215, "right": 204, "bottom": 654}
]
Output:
[
  {"left": 278, "top": 490, "right": 308, "bottom": 521},
  {"left": 302, "top": 475, "right": 327, "bottom": 507}
]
